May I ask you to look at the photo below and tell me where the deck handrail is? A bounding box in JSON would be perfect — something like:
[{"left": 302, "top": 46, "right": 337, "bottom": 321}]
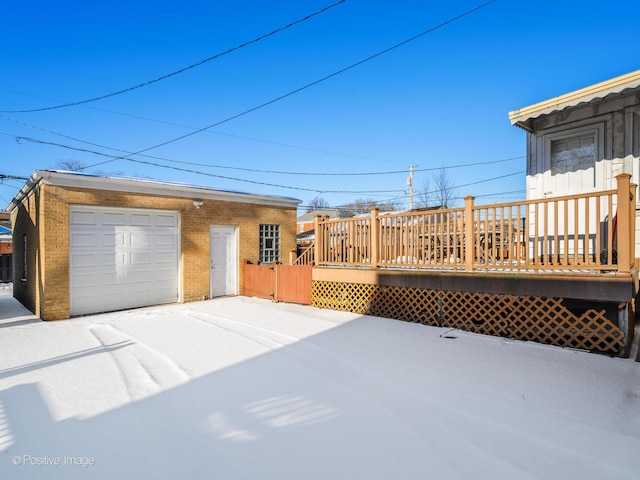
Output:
[
  {"left": 292, "top": 243, "right": 315, "bottom": 266},
  {"left": 314, "top": 174, "right": 636, "bottom": 275}
]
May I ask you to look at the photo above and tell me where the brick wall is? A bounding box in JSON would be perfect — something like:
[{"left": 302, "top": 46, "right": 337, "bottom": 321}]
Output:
[
  {"left": 12, "top": 184, "right": 297, "bottom": 320},
  {"left": 11, "top": 187, "right": 41, "bottom": 316}
]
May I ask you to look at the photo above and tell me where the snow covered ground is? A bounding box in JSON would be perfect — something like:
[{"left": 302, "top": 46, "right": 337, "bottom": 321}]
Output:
[{"left": 0, "top": 291, "right": 639, "bottom": 480}]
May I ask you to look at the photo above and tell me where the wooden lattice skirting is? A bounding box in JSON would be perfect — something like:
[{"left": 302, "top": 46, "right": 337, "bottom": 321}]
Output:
[{"left": 312, "top": 280, "right": 626, "bottom": 355}]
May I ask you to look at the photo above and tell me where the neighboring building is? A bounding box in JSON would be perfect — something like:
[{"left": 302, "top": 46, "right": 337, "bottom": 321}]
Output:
[
  {"left": 0, "top": 224, "right": 11, "bottom": 283},
  {"left": 509, "top": 69, "right": 640, "bottom": 256},
  {"left": 0, "top": 225, "right": 11, "bottom": 254},
  {"left": 7, "top": 170, "right": 300, "bottom": 320},
  {"left": 295, "top": 209, "right": 342, "bottom": 254},
  {"left": 0, "top": 212, "right": 11, "bottom": 255},
  {"left": 296, "top": 208, "right": 341, "bottom": 234},
  {"left": 0, "top": 211, "right": 10, "bottom": 229}
]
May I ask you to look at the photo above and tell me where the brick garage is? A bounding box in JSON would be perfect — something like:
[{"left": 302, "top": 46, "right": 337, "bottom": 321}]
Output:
[{"left": 7, "top": 170, "right": 299, "bottom": 320}]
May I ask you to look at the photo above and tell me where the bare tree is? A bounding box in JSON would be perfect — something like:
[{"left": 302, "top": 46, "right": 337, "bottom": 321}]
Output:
[
  {"left": 56, "top": 159, "right": 87, "bottom": 171},
  {"left": 419, "top": 168, "right": 457, "bottom": 209},
  {"left": 306, "top": 196, "right": 330, "bottom": 213},
  {"left": 338, "top": 198, "right": 401, "bottom": 217},
  {"left": 55, "top": 160, "right": 125, "bottom": 177},
  {"left": 418, "top": 176, "right": 431, "bottom": 209}
]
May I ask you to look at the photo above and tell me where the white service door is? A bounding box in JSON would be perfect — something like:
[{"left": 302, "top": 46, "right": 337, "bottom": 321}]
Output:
[
  {"left": 69, "top": 206, "right": 179, "bottom": 316},
  {"left": 210, "top": 225, "right": 238, "bottom": 297}
]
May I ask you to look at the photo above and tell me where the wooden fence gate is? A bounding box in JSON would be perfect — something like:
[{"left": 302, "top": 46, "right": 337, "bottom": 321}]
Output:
[{"left": 243, "top": 263, "right": 312, "bottom": 305}]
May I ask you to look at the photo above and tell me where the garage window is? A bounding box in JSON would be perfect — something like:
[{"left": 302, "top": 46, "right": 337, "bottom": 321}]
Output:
[
  {"left": 22, "top": 234, "right": 27, "bottom": 281},
  {"left": 259, "top": 224, "right": 280, "bottom": 263}
]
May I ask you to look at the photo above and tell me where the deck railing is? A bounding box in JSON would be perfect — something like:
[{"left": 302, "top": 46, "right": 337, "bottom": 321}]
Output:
[
  {"left": 314, "top": 174, "right": 636, "bottom": 275},
  {"left": 291, "top": 243, "right": 315, "bottom": 266}
]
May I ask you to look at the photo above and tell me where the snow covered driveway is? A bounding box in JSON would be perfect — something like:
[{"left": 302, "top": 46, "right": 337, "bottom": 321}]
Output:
[{"left": 1, "top": 294, "right": 639, "bottom": 479}]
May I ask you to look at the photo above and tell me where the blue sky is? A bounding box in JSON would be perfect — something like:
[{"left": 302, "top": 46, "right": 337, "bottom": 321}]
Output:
[{"left": 1, "top": 0, "right": 638, "bottom": 212}]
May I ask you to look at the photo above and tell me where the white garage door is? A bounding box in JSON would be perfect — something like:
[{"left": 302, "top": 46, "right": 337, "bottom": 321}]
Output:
[{"left": 69, "top": 206, "right": 180, "bottom": 316}]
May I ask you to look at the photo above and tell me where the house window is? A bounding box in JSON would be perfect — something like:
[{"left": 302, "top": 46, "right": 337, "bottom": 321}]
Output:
[
  {"left": 550, "top": 132, "right": 596, "bottom": 176},
  {"left": 259, "top": 224, "right": 280, "bottom": 263}
]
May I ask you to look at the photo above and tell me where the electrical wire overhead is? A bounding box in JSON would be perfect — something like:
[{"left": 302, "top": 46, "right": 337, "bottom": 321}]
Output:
[
  {"left": 12, "top": 135, "right": 406, "bottom": 195},
  {"left": 0, "top": 87, "right": 399, "bottom": 164},
  {"left": 0, "top": 0, "right": 347, "bottom": 113},
  {"left": 0, "top": 113, "right": 523, "bottom": 175},
  {"left": 81, "top": 0, "right": 497, "bottom": 170},
  {"left": 10, "top": 132, "right": 525, "bottom": 203}
]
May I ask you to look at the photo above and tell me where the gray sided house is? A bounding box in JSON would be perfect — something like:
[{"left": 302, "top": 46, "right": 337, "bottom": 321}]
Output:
[{"left": 509, "top": 69, "right": 640, "bottom": 257}]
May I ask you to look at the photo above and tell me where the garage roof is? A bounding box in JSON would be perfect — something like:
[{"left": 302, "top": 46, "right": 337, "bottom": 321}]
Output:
[
  {"left": 509, "top": 69, "right": 640, "bottom": 131},
  {"left": 6, "top": 170, "right": 301, "bottom": 212}
]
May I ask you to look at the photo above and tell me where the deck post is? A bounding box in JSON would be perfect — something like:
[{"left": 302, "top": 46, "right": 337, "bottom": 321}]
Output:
[
  {"left": 314, "top": 215, "right": 324, "bottom": 267},
  {"left": 371, "top": 208, "right": 379, "bottom": 268},
  {"left": 616, "top": 174, "right": 632, "bottom": 274},
  {"left": 464, "top": 196, "right": 475, "bottom": 272},
  {"left": 629, "top": 181, "right": 637, "bottom": 269}
]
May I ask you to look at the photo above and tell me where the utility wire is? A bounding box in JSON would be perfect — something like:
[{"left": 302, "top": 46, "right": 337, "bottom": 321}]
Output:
[
  {"left": 0, "top": 1, "right": 497, "bottom": 168},
  {"left": 82, "top": 0, "right": 497, "bottom": 169},
  {"left": 0, "top": 87, "right": 399, "bottom": 164},
  {"left": 1, "top": 114, "right": 523, "bottom": 175},
  {"left": 5, "top": 132, "right": 524, "bottom": 201},
  {"left": 5, "top": 128, "right": 524, "bottom": 199},
  {"left": 11, "top": 133, "right": 525, "bottom": 201},
  {"left": 421, "top": 171, "right": 524, "bottom": 194},
  {"left": 474, "top": 189, "right": 525, "bottom": 198},
  {"left": 299, "top": 188, "right": 527, "bottom": 212},
  {"left": 382, "top": 171, "right": 524, "bottom": 204},
  {"left": 13, "top": 135, "right": 406, "bottom": 195},
  {"left": 0, "top": 174, "right": 29, "bottom": 181},
  {"left": 0, "top": 1, "right": 347, "bottom": 113}
]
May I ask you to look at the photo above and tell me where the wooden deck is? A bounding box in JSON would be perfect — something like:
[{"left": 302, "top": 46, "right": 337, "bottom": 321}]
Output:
[
  {"left": 306, "top": 174, "right": 638, "bottom": 356},
  {"left": 314, "top": 174, "right": 636, "bottom": 276}
]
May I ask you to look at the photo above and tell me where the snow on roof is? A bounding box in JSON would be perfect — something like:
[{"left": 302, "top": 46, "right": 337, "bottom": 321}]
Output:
[
  {"left": 296, "top": 208, "right": 341, "bottom": 223},
  {"left": 509, "top": 69, "right": 640, "bottom": 131},
  {"left": 297, "top": 229, "right": 315, "bottom": 241},
  {"left": 6, "top": 170, "right": 301, "bottom": 212}
]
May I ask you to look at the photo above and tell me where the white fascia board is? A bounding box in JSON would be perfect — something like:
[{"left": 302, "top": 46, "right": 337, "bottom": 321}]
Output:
[
  {"left": 5, "top": 171, "right": 43, "bottom": 213},
  {"left": 509, "top": 70, "right": 640, "bottom": 129},
  {"left": 7, "top": 170, "right": 301, "bottom": 210}
]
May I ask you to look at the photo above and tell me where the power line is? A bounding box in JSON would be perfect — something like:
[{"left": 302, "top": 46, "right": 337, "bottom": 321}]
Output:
[
  {"left": 0, "top": 174, "right": 29, "bottom": 181},
  {"left": 82, "top": 0, "right": 497, "bottom": 169},
  {"left": 13, "top": 132, "right": 524, "bottom": 200},
  {"left": 0, "top": 1, "right": 497, "bottom": 169},
  {"left": 1, "top": 114, "right": 524, "bottom": 175},
  {"left": 298, "top": 188, "right": 528, "bottom": 211},
  {"left": 12, "top": 135, "right": 406, "bottom": 195},
  {"left": 474, "top": 189, "right": 525, "bottom": 198},
  {"left": 428, "top": 171, "right": 524, "bottom": 193},
  {"left": 4, "top": 125, "right": 525, "bottom": 201},
  {"left": 0, "top": 1, "right": 347, "bottom": 113},
  {"left": 0, "top": 88, "right": 400, "bottom": 164},
  {"left": 383, "top": 171, "right": 524, "bottom": 204}
]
